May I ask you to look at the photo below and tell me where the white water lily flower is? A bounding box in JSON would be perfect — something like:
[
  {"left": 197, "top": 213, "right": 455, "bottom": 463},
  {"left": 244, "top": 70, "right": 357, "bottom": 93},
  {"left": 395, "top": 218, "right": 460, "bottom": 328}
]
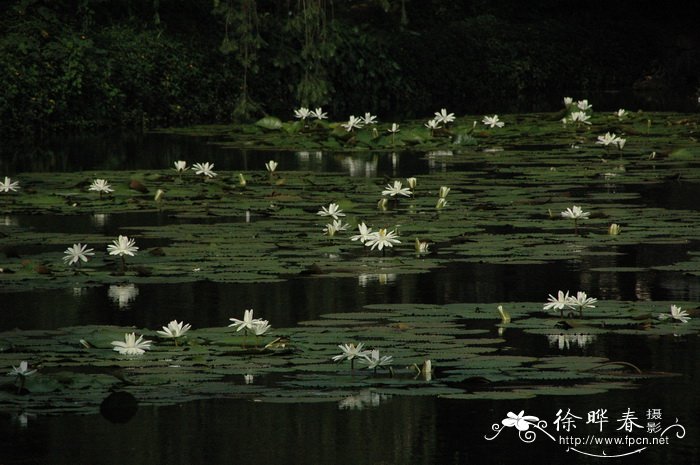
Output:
[
  {"left": 569, "top": 111, "right": 591, "bottom": 125},
  {"left": 311, "top": 107, "right": 327, "bottom": 120},
  {"left": 561, "top": 205, "right": 590, "bottom": 220},
  {"left": 365, "top": 228, "right": 401, "bottom": 251},
  {"left": 173, "top": 160, "right": 188, "bottom": 172},
  {"left": 438, "top": 186, "right": 450, "bottom": 198},
  {"left": 156, "top": 320, "right": 192, "bottom": 339},
  {"left": 615, "top": 138, "right": 626, "bottom": 150},
  {"left": 192, "top": 162, "right": 217, "bottom": 178},
  {"left": 111, "top": 333, "right": 152, "bottom": 356},
  {"left": 567, "top": 291, "right": 597, "bottom": 312},
  {"left": 387, "top": 123, "right": 400, "bottom": 134},
  {"left": 332, "top": 343, "right": 371, "bottom": 362},
  {"left": 265, "top": 160, "right": 278, "bottom": 173},
  {"left": 434, "top": 108, "right": 455, "bottom": 125},
  {"left": 0, "top": 176, "right": 20, "bottom": 193},
  {"left": 325, "top": 219, "right": 349, "bottom": 235},
  {"left": 616, "top": 109, "right": 627, "bottom": 119},
  {"left": 107, "top": 235, "right": 139, "bottom": 256},
  {"left": 659, "top": 305, "right": 691, "bottom": 324},
  {"left": 294, "top": 107, "right": 311, "bottom": 120},
  {"left": 563, "top": 97, "right": 573, "bottom": 107},
  {"left": 323, "top": 223, "right": 337, "bottom": 236},
  {"left": 596, "top": 132, "right": 620, "bottom": 146},
  {"left": 342, "top": 115, "right": 364, "bottom": 132},
  {"left": 424, "top": 119, "right": 441, "bottom": 130},
  {"left": 482, "top": 115, "right": 505, "bottom": 128},
  {"left": 88, "top": 179, "right": 114, "bottom": 194},
  {"left": 252, "top": 320, "right": 272, "bottom": 336},
  {"left": 359, "top": 349, "right": 393, "bottom": 370},
  {"left": 576, "top": 99, "right": 592, "bottom": 111},
  {"left": 228, "top": 309, "right": 263, "bottom": 333},
  {"left": 543, "top": 290, "right": 571, "bottom": 312},
  {"left": 8, "top": 361, "right": 36, "bottom": 377},
  {"left": 63, "top": 243, "right": 95, "bottom": 265},
  {"left": 317, "top": 202, "right": 346, "bottom": 220},
  {"left": 415, "top": 238, "right": 430, "bottom": 253},
  {"left": 382, "top": 180, "right": 411, "bottom": 197},
  {"left": 406, "top": 177, "right": 417, "bottom": 189},
  {"left": 351, "top": 222, "right": 373, "bottom": 243},
  {"left": 361, "top": 112, "right": 378, "bottom": 125}
]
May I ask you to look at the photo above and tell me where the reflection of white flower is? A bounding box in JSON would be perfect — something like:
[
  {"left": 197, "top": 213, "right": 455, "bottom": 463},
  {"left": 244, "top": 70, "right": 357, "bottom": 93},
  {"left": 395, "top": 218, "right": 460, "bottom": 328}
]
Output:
[
  {"left": 111, "top": 333, "right": 152, "bottom": 356},
  {"left": 108, "top": 284, "right": 139, "bottom": 309},
  {"left": 357, "top": 273, "right": 397, "bottom": 287},
  {"left": 156, "top": 320, "right": 192, "bottom": 339},
  {"left": 547, "top": 333, "right": 596, "bottom": 350},
  {"left": 63, "top": 243, "right": 95, "bottom": 266},
  {"left": 502, "top": 411, "right": 539, "bottom": 431},
  {"left": 659, "top": 305, "right": 691, "bottom": 324},
  {"left": 338, "top": 389, "right": 390, "bottom": 410},
  {"left": 91, "top": 213, "right": 108, "bottom": 228},
  {"left": 317, "top": 202, "right": 345, "bottom": 220}
]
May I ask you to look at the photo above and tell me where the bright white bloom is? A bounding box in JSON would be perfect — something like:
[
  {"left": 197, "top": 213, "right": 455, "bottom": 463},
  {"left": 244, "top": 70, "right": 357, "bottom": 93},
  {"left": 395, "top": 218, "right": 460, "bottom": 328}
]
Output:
[
  {"left": 317, "top": 202, "right": 346, "bottom": 220},
  {"left": 406, "top": 177, "right": 417, "bottom": 189},
  {"left": 89, "top": 179, "right": 114, "bottom": 194},
  {"left": 173, "top": 160, "right": 188, "bottom": 172},
  {"left": 332, "top": 343, "right": 371, "bottom": 362},
  {"left": 561, "top": 206, "right": 590, "bottom": 220},
  {"left": 659, "top": 305, "right": 691, "bottom": 324},
  {"left": 424, "top": 119, "right": 441, "bottom": 130},
  {"left": 387, "top": 123, "right": 400, "bottom": 134},
  {"left": 323, "top": 223, "right": 337, "bottom": 237},
  {"left": 107, "top": 235, "right": 139, "bottom": 256},
  {"left": 576, "top": 99, "right": 592, "bottom": 111},
  {"left": 351, "top": 222, "right": 374, "bottom": 243},
  {"left": 111, "top": 333, "right": 152, "bottom": 356},
  {"left": 252, "top": 320, "right": 272, "bottom": 336},
  {"left": 570, "top": 111, "right": 591, "bottom": 125},
  {"left": 294, "top": 107, "right": 312, "bottom": 120},
  {"left": 342, "top": 115, "right": 364, "bottom": 132},
  {"left": 382, "top": 180, "right": 411, "bottom": 197},
  {"left": 0, "top": 176, "right": 20, "bottom": 193},
  {"left": 311, "top": 107, "right": 328, "bottom": 120},
  {"left": 567, "top": 291, "right": 597, "bottom": 312},
  {"left": 192, "top": 162, "right": 217, "bottom": 178},
  {"left": 8, "top": 361, "right": 36, "bottom": 377},
  {"left": 615, "top": 138, "right": 626, "bottom": 150},
  {"left": 359, "top": 349, "right": 393, "bottom": 370},
  {"left": 482, "top": 115, "right": 505, "bottom": 128},
  {"left": 502, "top": 411, "right": 539, "bottom": 432},
  {"left": 325, "top": 219, "right": 350, "bottom": 234},
  {"left": 228, "top": 309, "right": 263, "bottom": 332},
  {"left": 596, "top": 132, "right": 620, "bottom": 146},
  {"left": 616, "top": 109, "right": 627, "bottom": 119},
  {"left": 434, "top": 108, "right": 455, "bottom": 125},
  {"left": 265, "top": 160, "right": 278, "bottom": 173},
  {"left": 563, "top": 97, "right": 573, "bottom": 107},
  {"left": 361, "top": 112, "right": 378, "bottom": 125},
  {"left": 365, "top": 228, "right": 401, "bottom": 251},
  {"left": 439, "top": 186, "right": 450, "bottom": 198},
  {"left": 62, "top": 243, "right": 95, "bottom": 265},
  {"left": 156, "top": 320, "right": 192, "bottom": 339},
  {"left": 543, "top": 290, "right": 571, "bottom": 312},
  {"left": 609, "top": 223, "right": 621, "bottom": 235}
]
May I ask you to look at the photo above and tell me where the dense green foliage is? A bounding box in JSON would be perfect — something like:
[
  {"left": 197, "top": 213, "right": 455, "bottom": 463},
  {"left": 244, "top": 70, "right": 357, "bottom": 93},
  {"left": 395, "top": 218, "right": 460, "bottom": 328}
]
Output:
[{"left": 1, "top": 0, "right": 698, "bottom": 134}]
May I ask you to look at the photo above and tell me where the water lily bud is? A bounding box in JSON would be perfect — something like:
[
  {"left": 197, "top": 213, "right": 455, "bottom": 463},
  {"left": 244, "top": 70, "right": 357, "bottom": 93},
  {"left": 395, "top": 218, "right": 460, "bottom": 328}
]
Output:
[
  {"left": 435, "top": 198, "right": 448, "bottom": 210},
  {"left": 608, "top": 223, "right": 621, "bottom": 235},
  {"left": 154, "top": 189, "right": 165, "bottom": 203},
  {"left": 377, "top": 198, "right": 388, "bottom": 211},
  {"left": 422, "top": 359, "right": 432, "bottom": 381},
  {"left": 497, "top": 305, "right": 511, "bottom": 324},
  {"left": 438, "top": 186, "right": 450, "bottom": 199},
  {"left": 407, "top": 177, "right": 417, "bottom": 189},
  {"left": 238, "top": 173, "right": 247, "bottom": 187}
]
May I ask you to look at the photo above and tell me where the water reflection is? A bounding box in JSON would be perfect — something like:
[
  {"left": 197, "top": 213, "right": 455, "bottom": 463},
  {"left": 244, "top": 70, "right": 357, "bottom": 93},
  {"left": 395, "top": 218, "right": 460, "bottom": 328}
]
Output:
[
  {"left": 338, "top": 389, "right": 392, "bottom": 410},
  {"left": 546, "top": 333, "right": 597, "bottom": 351},
  {"left": 358, "top": 273, "right": 397, "bottom": 287},
  {"left": 108, "top": 283, "right": 139, "bottom": 310}
]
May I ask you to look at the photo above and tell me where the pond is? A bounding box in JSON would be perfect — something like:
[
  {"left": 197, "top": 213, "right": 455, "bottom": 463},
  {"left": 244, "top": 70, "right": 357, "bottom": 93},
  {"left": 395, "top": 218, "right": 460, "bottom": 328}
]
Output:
[{"left": 2, "top": 113, "right": 700, "bottom": 464}]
